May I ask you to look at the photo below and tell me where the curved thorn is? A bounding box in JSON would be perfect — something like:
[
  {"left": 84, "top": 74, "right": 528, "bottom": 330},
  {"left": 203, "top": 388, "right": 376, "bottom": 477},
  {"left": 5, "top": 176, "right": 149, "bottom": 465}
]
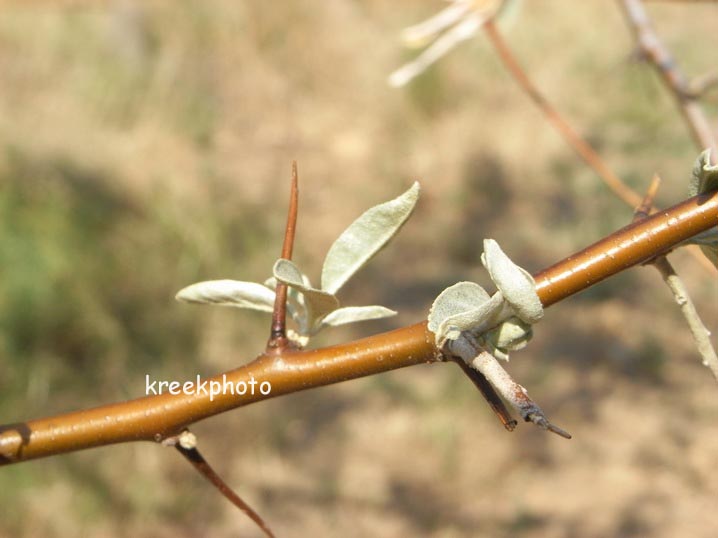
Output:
[{"left": 175, "top": 440, "right": 276, "bottom": 538}]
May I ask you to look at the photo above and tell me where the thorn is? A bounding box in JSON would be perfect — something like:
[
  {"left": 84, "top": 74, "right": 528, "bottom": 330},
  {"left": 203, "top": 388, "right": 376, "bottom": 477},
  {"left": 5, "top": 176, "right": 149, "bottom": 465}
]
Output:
[
  {"left": 173, "top": 432, "right": 276, "bottom": 538},
  {"left": 267, "top": 161, "right": 299, "bottom": 354},
  {"left": 632, "top": 173, "right": 661, "bottom": 223},
  {"left": 525, "top": 413, "right": 572, "bottom": 440}
]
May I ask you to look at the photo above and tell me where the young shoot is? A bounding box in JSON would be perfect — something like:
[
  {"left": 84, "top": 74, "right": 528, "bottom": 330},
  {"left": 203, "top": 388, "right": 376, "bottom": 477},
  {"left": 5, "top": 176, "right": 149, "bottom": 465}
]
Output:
[{"left": 176, "top": 182, "right": 420, "bottom": 347}]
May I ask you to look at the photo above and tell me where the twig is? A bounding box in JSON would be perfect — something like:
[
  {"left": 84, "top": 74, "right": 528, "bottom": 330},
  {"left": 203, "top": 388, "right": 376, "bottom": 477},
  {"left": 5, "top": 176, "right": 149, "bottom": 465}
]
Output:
[
  {"left": 619, "top": 0, "right": 718, "bottom": 158},
  {"left": 451, "top": 356, "right": 518, "bottom": 431},
  {"left": 483, "top": 20, "right": 644, "bottom": 208},
  {"left": 484, "top": 16, "right": 716, "bottom": 274},
  {"left": 633, "top": 176, "right": 718, "bottom": 383},
  {"left": 643, "top": 0, "right": 718, "bottom": 4},
  {"left": 468, "top": 351, "right": 571, "bottom": 439},
  {"left": 1, "top": 191, "right": 716, "bottom": 465},
  {"left": 652, "top": 257, "right": 718, "bottom": 381},
  {"left": 449, "top": 337, "right": 571, "bottom": 439},
  {"left": 687, "top": 71, "right": 718, "bottom": 99}
]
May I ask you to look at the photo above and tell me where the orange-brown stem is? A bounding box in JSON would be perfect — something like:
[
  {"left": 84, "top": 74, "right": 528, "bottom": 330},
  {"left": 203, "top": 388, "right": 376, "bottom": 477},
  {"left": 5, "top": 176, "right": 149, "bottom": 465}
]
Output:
[{"left": 1, "top": 191, "right": 717, "bottom": 465}]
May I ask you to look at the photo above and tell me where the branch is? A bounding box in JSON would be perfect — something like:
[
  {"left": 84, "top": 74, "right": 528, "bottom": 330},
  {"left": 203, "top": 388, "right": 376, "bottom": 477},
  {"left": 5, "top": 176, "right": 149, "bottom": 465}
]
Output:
[
  {"left": 484, "top": 16, "right": 717, "bottom": 274},
  {"left": 687, "top": 71, "right": 718, "bottom": 99},
  {"left": 643, "top": 0, "right": 718, "bottom": 3},
  {"left": 652, "top": 256, "right": 718, "bottom": 381},
  {"left": 633, "top": 175, "right": 718, "bottom": 382},
  {"left": 2, "top": 191, "right": 717, "bottom": 465},
  {"left": 619, "top": 0, "right": 718, "bottom": 157},
  {"left": 483, "top": 20, "right": 644, "bottom": 208}
]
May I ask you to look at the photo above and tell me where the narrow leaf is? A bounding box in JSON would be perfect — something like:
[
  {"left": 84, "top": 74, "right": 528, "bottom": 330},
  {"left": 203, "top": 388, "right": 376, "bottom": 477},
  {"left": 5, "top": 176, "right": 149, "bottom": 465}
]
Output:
[
  {"left": 428, "top": 281, "right": 490, "bottom": 335},
  {"left": 320, "top": 305, "right": 396, "bottom": 327},
  {"left": 175, "top": 280, "right": 275, "bottom": 312},
  {"left": 273, "top": 259, "right": 340, "bottom": 325},
  {"left": 428, "top": 281, "right": 506, "bottom": 345},
  {"left": 321, "top": 182, "right": 420, "bottom": 295},
  {"left": 481, "top": 239, "right": 543, "bottom": 324}
]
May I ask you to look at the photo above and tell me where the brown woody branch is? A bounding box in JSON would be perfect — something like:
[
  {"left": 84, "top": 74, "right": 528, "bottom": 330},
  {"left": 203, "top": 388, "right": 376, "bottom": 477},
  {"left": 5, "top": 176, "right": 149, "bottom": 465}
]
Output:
[{"left": 2, "top": 190, "right": 717, "bottom": 465}]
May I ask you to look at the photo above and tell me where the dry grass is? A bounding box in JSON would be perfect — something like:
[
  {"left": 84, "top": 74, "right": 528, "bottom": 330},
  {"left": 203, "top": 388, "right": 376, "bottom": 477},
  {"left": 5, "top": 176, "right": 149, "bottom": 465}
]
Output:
[{"left": 1, "top": 1, "right": 717, "bottom": 537}]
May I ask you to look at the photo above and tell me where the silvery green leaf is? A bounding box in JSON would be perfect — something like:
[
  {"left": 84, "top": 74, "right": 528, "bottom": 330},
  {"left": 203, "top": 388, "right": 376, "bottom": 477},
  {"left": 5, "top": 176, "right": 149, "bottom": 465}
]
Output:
[
  {"left": 428, "top": 281, "right": 504, "bottom": 345},
  {"left": 175, "top": 280, "right": 276, "bottom": 312},
  {"left": 319, "top": 305, "right": 396, "bottom": 328},
  {"left": 428, "top": 281, "right": 489, "bottom": 334},
  {"left": 688, "top": 150, "right": 718, "bottom": 267},
  {"left": 482, "top": 317, "right": 533, "bottom": 362},
  {"left": 698, "top": 238, "right": 718, "bottom": 268},
  {"left": 273, "top": 259, "right": 340, "bottom": 325},
  {"left": 438, "top": 292, "right": 505, "bottom": 344},
  {"left": 321, "top": 182, "right": 420, "bottom": 295},
  {"left": 689, "top": 149, "right": 718, "bottom": 197},
  {"left": 481, "top": 239, "right": 543, "bottom": 324}
]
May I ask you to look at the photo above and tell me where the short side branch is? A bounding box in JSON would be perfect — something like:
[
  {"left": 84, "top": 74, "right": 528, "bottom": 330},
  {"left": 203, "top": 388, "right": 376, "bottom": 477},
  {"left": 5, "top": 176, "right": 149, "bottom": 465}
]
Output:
[{"left": 652, "top": 256, "right": 718, "bottom": 382}]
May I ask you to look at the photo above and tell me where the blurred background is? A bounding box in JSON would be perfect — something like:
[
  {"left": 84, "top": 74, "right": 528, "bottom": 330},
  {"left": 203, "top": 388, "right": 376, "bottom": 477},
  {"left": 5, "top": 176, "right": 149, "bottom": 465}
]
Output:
[{"left": 1, "top": 1, "right": 717, "bottom": 536}]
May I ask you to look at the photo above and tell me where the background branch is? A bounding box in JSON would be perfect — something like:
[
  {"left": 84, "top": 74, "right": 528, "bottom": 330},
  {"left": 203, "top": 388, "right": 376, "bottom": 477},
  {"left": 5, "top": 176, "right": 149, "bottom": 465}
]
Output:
[
  {"left": 483, "top": 20, "right": 644, "bottom": 208},
  {"left": 652, "top": 256, "right": 718, "bottom": 380},
  {"left": 619, "top": 0, "right": 718, "bottom": 158}
]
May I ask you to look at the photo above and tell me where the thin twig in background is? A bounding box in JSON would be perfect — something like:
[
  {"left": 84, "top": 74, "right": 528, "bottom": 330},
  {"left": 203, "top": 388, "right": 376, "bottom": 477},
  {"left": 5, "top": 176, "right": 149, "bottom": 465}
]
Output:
[
  {"left": 652, "top": 256, "right": 718, "bottom": 381},
  {"left": 644, "top": 0, "right": 718, "bottom": 4},
  {"left": 632, "top": 175, "right": 718, "bottom": 383},
  {"left": 482, "top": 20, "right": 644, "bottom": 208},
  {"left": 687, "top": 71, "right": 718, "bottom": 99},
  {"left": 619, "top": 0, "right": 718, "bottom": 159},
  {"left": 484, "top": 15, "right": 716, "bottom": 274}
]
